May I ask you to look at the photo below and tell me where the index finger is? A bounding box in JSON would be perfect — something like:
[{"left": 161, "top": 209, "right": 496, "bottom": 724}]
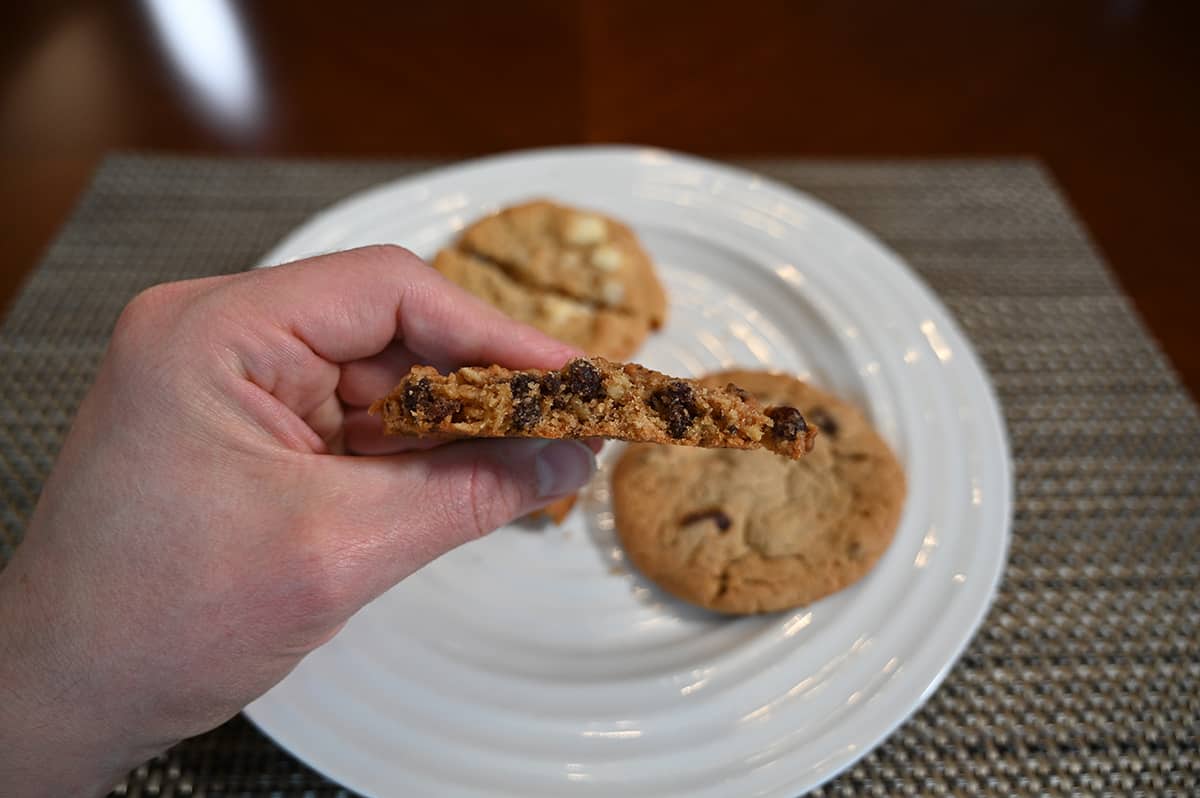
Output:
[{"left": 237, "top": 244, "right": 582, "bottom": 369}]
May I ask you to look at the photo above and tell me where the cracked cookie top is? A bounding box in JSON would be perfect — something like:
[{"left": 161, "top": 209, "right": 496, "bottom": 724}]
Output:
[
  {"left": 431, "top": 200, "right": 667, "bottom": 360},
  {"left": 612, "top": 371, "right": 906, "bottom": 615}
]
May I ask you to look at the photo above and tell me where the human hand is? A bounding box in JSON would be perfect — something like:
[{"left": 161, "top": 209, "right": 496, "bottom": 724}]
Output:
[{"left": 0, "top": 245, "right": 597, "bottom": 796}]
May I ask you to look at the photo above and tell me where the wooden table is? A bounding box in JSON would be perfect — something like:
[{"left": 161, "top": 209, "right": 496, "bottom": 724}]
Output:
[{"left": 4, "top": 1, "right": 1197, "bottom": 397}]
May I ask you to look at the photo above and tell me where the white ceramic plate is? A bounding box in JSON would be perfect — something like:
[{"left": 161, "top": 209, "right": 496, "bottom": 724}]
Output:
[{"left": 247, "top": 147, "right": 1011, "bottom": 797}]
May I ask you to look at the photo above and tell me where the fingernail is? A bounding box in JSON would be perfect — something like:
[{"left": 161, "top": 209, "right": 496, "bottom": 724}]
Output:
[{"left": 534, "top": 440, "right": 596, "bottom": 499}]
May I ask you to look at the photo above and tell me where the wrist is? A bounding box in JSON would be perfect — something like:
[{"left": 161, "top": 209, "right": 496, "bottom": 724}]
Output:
[{"left": 0, "top": 551, "right": 169, "bottom": 797}]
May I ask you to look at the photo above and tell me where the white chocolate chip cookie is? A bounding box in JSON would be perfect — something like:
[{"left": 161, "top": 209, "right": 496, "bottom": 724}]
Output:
[{"left": 431, "top": 200, "right": 667, "bottom": 359}]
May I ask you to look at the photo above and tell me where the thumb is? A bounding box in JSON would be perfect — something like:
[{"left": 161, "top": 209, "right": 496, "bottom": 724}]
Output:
[{"left": 315, "top": 438, "right": 596, "bottom": 593}]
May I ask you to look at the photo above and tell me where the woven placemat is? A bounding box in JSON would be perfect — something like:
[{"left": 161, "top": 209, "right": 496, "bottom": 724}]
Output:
[{"left": 2, "top": 155, "right": 1196, "bottom": 797}]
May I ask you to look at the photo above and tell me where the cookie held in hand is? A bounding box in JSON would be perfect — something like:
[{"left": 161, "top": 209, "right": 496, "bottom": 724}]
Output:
[
  {"left": 370, "top": 358, "right": 817, "bottom": 459},
  {"left": 612, "top": 371, "right": 906, "bottom": 615}
]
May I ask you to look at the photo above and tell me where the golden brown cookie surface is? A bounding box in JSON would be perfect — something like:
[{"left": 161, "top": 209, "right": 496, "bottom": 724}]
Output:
[
  {"left": 432, "top": 200, "right": 666, "bottom": 360},
  {"left": 612, "top": 371, "right": 906, "bottom": 614}
]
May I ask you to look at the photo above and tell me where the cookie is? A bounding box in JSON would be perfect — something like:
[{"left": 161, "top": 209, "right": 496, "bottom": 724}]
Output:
[
  {"left": 432, "top": 200, "right": 667, "bottom": 360},
  {"left": 371, "top": 358, "right": 818, "bottom": 459},
  {"left": 612, "top": 371, "right": 905, "bottom": 614},
  {"left": 538, "top": 495, "right": 578, "bottom": 524}
]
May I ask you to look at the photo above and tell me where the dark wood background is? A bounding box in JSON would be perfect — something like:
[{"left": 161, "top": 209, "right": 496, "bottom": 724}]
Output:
[{"left": 4, "top": 1, "right": 1197, "bottom": 397}]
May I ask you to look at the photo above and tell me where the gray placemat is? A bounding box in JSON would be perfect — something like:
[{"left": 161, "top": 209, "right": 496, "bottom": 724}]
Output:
[{"left": 2, "top": 155, "right": 1196, "bottom": 797}]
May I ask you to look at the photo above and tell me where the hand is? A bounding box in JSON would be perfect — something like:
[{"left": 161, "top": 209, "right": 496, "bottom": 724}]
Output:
[{"left": 0, "top": 245, "right": 598, "bottom": 796}]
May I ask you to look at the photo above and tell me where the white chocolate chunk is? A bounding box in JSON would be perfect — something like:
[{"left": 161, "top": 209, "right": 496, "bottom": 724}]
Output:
[
  {"left": 601, "top": 280, "right": 625, "bottom": 306},
  {"left": 542, "top": 295, "right": 589, "bottom": 324},
  {"left": 564, "top": 214, "right": 608, "bottom": 246},
  {"left": 590, "top": 244, "right": 623, "bottom": 272}
]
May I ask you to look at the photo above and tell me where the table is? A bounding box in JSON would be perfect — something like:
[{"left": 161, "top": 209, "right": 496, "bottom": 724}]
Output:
[{"left": 0, "top": 154, "right": 1195, "bottom": 796}]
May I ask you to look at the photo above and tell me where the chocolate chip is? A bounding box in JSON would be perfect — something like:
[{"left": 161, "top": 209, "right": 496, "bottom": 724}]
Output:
[
  {"left": 650, "top": 380, "right": 700, "bottom": 438},
  {"left": 510, "top": 398, "right": 542, "bottom": 430},
  {"left": 680, "top": 508, "right": 732, "bottom": 532},
  {"left": 667, "top": 410, "right": 692, "bottom": 438},
  {"left": 401, "top": 377, "right": 460, "bottom": 421},
  {"left": 808, "top": 407, "right": 838, "bottom": 438},
  {"left": 402, "top": 377, "right": 433, "bottom": 413},
  {"left": 503, "top": 374, "right": 544, "bottom": 429},
  {"left": 767, "top": 406, "right": 807, "bottom": 442},
  {"left": 428, "top": 398, "right": 462, "bottom": 421},
  {"left": 562, "top": 359, "right": 606, "bottom": 401},
  {"left": 539, "top": 372, "right": 569, "bottom": 408},
  {"left": 510, "top": 373, "right": 537, "bottom": 398}
]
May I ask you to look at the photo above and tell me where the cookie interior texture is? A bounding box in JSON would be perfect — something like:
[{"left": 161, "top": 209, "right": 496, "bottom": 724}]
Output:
[
  {"left": 371, "top": 358, "right": 817, "bottom": 459},
  {"left": 432, "top": 200, "right": 667, "bottom": 360},
  {"left": 612, "top": 371, "right": 906, "bottom": 615}
]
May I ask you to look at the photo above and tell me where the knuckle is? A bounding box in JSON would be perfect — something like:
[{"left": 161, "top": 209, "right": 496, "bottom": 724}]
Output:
[
  {"left": 111, "top": 282, "right": 189, "bottom": 350},
  {"left": 354, "top": 243, "right": 427, "bottom": 275},
  {"left": 360, "top": 242, "right": 416, "bottom": 261}
]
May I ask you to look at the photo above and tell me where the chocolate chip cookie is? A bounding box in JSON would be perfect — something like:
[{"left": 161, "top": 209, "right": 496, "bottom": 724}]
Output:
[
  {"left": 371, "top": 359, "right": 817, "bottom": 459},
  {"left": 612, "top": 371, "right": 906, "bottom": 614},
  {"left": 432, "top": 201, "right": 667, "bottom": 360}
]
